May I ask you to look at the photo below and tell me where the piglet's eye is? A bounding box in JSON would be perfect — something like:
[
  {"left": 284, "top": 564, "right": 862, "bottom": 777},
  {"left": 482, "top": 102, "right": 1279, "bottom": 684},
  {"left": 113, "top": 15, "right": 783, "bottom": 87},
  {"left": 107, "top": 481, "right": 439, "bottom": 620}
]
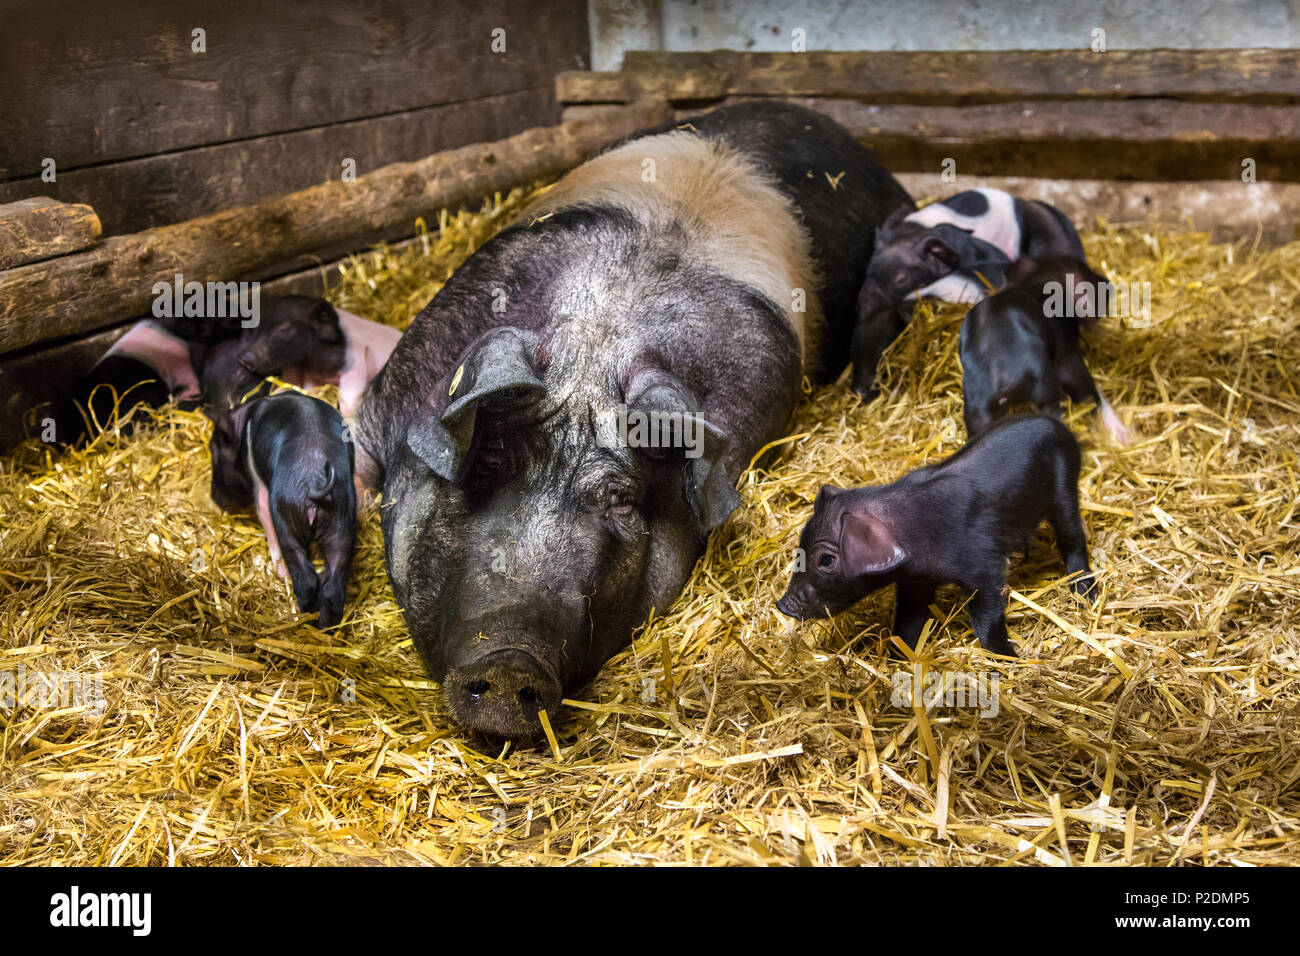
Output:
[{"left": 816, "top": 551, "right": 837, "bottom": 571}]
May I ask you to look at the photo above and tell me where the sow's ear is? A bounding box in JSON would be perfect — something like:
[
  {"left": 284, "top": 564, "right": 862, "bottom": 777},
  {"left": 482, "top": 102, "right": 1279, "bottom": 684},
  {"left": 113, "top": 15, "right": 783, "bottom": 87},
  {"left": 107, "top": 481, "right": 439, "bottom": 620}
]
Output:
[
  {"left": 839, "top": 511, "right": 907, "bottom": 577},
  {"left": 405, "top": 327, "right": 544, "bottom": 481},
  {"left": 626, "top": 368, "right": 740, "bottom": 533}
]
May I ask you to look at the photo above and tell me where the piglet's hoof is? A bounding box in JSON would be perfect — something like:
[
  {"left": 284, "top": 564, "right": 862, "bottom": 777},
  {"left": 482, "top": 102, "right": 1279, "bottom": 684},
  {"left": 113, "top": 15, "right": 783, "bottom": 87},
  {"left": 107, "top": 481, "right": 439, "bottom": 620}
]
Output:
[{"left": 981, "top": 639, "right": 1019, "bottom": 658}]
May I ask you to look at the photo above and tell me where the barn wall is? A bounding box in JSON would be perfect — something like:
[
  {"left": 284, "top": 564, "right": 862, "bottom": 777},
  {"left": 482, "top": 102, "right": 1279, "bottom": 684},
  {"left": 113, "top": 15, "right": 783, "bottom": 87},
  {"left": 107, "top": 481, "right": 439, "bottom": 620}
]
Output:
[
  {"left": 0, "top": 0, "right": 591, "bottom": 235},
  {"left": 590, "top": 0, "right": 1300, "bottom": 70}
]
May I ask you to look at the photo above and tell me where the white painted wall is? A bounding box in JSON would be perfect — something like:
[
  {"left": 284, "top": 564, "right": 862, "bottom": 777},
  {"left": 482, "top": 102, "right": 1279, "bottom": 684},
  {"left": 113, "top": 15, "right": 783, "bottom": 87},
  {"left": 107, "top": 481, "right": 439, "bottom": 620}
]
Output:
[{"left": 590, "top": 0, "right": 1300, "bottom": 70}]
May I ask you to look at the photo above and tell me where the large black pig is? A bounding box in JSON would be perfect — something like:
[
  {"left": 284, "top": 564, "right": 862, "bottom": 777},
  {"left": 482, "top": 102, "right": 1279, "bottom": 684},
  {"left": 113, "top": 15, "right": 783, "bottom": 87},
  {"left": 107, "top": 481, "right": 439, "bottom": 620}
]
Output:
[{"left": 337, "top": 102, "right": 913, "bottom": 738}]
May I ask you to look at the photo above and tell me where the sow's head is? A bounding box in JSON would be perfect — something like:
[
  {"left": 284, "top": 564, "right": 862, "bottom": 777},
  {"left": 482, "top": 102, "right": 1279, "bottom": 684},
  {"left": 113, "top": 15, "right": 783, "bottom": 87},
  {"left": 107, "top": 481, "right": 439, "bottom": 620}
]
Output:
[{"left": 385, "top": 326, "right": 740, "bottom": 740}]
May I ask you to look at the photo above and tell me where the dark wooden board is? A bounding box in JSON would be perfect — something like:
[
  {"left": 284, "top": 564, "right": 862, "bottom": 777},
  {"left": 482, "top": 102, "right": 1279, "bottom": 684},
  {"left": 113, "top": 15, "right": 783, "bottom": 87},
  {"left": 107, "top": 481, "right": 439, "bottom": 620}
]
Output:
[
  {"left": 0, "top": 102, "right": 668, "bottom": 356},
  {"left": 0, "top": 0, "right": 589, "bottom": 179},
  {"left": 558, "top": 49, "right": 1300, "bottom": 105},
  {"left": 675, "top": 97, "right": 1300, "bottom": 182},
  {"left": 0, "top": 89, "right": 557, "bottom": 235}
]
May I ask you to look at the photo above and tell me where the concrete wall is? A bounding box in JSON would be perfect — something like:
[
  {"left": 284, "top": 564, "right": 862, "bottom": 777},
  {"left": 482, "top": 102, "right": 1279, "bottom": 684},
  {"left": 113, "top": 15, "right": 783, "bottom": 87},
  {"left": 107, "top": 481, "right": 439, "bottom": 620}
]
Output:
[{"left": 590, "top": 0, "right": 1300, "bottom": 70}]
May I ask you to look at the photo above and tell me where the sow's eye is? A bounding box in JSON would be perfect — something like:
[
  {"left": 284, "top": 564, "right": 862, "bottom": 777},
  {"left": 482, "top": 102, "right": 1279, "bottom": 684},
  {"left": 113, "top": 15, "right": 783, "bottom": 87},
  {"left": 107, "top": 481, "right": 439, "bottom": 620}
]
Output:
[
  {"left": 603, "top": 488, "right": 636, "bottom": 519},
  {"left": 594, "top": 484, "right": 644, "bottom": 539}
]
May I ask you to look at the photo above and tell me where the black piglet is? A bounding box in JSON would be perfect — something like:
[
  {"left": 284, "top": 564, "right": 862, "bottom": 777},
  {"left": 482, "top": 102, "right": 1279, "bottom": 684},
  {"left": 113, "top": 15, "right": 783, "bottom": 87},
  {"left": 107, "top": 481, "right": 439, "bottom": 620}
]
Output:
[{"left": 208, "top": 392, "right": 356, "bottom": 630}]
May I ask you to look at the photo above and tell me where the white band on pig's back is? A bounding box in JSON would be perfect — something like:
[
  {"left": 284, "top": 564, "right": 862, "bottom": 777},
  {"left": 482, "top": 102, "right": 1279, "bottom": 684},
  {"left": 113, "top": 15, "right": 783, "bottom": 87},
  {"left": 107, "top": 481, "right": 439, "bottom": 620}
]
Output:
[
  {"left": 908, "top": 272, "right": 989, "bottom": 305},
  {"left": 525, "top": 132, "right": 819, "bottom": 369}
]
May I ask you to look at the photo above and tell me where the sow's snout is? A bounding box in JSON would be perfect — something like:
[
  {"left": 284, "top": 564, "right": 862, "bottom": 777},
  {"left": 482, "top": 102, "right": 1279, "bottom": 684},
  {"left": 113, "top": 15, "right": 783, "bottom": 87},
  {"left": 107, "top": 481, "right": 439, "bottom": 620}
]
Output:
[
  {"left": 444, "top": 649, "right": 562, "bottom": 740},
  {"left": 441, "top": 626, "right": 565, "bottom": 741}
]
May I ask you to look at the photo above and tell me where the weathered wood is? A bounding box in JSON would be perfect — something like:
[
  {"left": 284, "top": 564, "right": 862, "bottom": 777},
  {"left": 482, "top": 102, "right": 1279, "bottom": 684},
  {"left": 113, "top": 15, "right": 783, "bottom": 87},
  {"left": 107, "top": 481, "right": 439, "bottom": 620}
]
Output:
[
  {"left": 558, "top": 49, "right": 1300, "bottom": 105},
  {"left": 0, "top": 325, "right": 128, "bottom": 451},
  {"left": 0, "top": 198, "right": 102, "bottom": 268},
  {"left": 896, "top": 174, "right": 1300, "bottom": 246},
  {"left": 0, "top": 0, "right": 590, "bottom": 179},
  {"left": 0, "top": 89, "right": 557, "bottom": 236},
  {"left": 0, "top": 102, "right": 668, "bottom": 356},
  {"left": 5, "top": 172, "right": 1298, "bottom": 453},
  {"left": 675, "top": 97, "right": 1300, "bottom": 182}
]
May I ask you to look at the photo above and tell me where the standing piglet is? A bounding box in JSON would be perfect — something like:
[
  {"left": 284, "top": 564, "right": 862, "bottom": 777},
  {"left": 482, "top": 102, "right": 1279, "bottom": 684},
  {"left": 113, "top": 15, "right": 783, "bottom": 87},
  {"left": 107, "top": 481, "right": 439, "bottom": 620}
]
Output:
[
  {"left": 776, "top": 415, "right": 1094, "bottom": 656},
  {"left": 208, "top": 392, "right": 356, "bottom": 630},
  {"left": 852, "top": 188, "right": 1086, "bottom": 397},
  {"left": 960, "top": 256, "right": 1129, "bottom": 444}
]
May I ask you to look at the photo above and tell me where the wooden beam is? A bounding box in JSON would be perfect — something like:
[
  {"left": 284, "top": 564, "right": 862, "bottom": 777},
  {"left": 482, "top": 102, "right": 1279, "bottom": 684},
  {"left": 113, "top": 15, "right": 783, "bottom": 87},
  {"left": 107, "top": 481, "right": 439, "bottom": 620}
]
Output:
[
  {"left": 1, "top": 0, "right": 590, "bottom": 178},
  {"left": 0, "top": 89, "right": 557, "bottom": 236},
  {"left": 0, "top": 198, "right": 102, "bottom": 269},
  {"left": 0, "top": 102, "right": 669, "bottom": 356},
  {"left": 674, "top": 97, "right": 1300, "bottom": 182},
  {"left": 558, "top": 49, "right": 1300, "bottom": 105}
]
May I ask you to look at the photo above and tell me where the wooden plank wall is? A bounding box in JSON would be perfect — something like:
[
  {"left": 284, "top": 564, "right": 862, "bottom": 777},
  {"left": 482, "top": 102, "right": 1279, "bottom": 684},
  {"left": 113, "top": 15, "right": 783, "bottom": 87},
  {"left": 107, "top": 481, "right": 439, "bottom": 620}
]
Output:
[
  {"left": 0, "top": 0, "right": 590, "bottom": 235},
  {"left": 0, "top": 0, "right": 592, "bottom": 450},
  {"left": 557, "top": 50, "right": 1300, "bottom": 237}
]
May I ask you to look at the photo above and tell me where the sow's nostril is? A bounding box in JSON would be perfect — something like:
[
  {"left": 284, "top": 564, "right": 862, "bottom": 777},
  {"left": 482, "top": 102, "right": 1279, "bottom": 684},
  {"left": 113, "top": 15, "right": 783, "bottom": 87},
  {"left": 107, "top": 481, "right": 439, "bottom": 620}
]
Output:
[{"left": 445, "top": 648, "right": 561, "bottom": 739}]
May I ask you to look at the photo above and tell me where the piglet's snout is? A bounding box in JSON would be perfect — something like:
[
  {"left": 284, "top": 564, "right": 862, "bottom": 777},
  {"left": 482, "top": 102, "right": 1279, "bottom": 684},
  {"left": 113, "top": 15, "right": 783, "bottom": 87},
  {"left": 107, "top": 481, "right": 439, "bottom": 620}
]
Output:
[{"left": 776, "top": 581, "right": 820, "bottom": 619}]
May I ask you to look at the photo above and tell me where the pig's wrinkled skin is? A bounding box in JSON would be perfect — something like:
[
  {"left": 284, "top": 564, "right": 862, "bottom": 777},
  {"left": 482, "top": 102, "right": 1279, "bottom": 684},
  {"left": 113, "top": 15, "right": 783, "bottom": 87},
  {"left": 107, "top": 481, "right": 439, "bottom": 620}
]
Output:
[
  {"left": 851, "top": 189, "right": 1086, "bottom": 398},
  {"left": 350, "top": 102, "right": 912, "bottom": 738},
  {"left": 960, "top": 256, "right": 1130, "bottom": 445},
  {"left": 208, "top": 393, "right": 356, "bottom": 630},
  {"left": 777, "top": 415, "right": 1095, "bottom": 657}
]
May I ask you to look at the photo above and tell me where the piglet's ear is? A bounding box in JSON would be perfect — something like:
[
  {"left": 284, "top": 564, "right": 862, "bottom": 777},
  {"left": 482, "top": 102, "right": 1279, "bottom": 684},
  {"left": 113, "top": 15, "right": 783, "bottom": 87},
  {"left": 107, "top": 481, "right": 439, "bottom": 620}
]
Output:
[
  {"left": 307, "top": 299, "right": 344, "bottom": 343},
  {"left": 813, "top": 484, "right": 841, "bottom": 509},
  {"left": 874, "top": 206, "right": 911, "bottom": 250},
  {"left": 839, "top": 511, "right": 906, "bottom": 577},
  {"left": 922, "top": 235, "right": 959, "bottom": 269},
  {"left": 405, "top": 327, "right": 544, "bottom": 482}
]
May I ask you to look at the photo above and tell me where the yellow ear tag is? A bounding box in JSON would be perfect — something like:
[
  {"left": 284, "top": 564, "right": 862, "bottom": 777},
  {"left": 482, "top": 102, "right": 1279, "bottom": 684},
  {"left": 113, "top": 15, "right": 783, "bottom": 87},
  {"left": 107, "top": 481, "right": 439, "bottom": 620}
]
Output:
[{"left": 449, "top": 364, "right": 464, "bottom": 397}]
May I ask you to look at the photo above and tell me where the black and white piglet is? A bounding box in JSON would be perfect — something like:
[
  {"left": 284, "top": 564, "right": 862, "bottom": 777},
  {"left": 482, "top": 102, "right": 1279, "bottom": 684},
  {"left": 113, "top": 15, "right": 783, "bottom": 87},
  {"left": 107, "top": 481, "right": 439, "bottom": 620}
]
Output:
[
  {"left": 181, "top": 294, "right": 399, "bottom": 419},
  {"left": 960, "top": 256, "right": 1129, "bottom": 444},
  {"left": 209, "top": 392, "right": 356, "bottom": 630},
  {"left": 776, "top": 415, "right": 1094, "bottom": 656},
  {"left": 56, "top": 320, "right": 202, "bottom": 446},
  {"left": 851, "top": 188, "right": 1086, "bottom": 397}
]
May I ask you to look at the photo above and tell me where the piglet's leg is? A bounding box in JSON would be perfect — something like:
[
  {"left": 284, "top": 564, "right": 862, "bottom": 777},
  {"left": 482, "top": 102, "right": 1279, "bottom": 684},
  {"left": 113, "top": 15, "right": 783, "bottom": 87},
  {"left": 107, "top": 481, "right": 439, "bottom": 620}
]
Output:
[
  {"left": 969, "top": 581, "right": 1017, "bottom": 657},
  {"left": 850, "top": 307, "right": 908, "bottom": 399},
  {"left": 253, "top": 475, "right": 287, "bottom": 578},
  {"left": 893, "top": 578, "right": 938, "bottom": 653},
  {"left": 1049, "top": 456, "right": 1097, "bottom": 604},
  {"left": 271, "top": 499, "right": 322, "bottom": 618},
  {"left": 1097, "top": 394, "right": 1130, "bottom": 446},
  {"left": 1059, "top": 353, "right": 1129, "bottom": 445},
  {"left": 316, "top": 518, "right": 356, "bottom": 631}
]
